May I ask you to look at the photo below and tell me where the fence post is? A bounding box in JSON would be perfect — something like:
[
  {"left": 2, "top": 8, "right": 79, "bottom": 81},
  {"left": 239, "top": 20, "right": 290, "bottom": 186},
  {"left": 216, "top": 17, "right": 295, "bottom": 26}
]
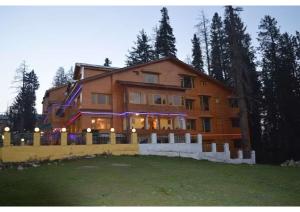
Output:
[
  {"left": 110, "top": 128, "right": 116, "bottom": 144},
  {"left": 238, "top": 150, "right": 243, "bottom": 159},
  {"left": 224, "top": 143, "right": 230, "bottom": 160},
  {"left": 86, "top": 128, "right": 92, "bottom": 145},
  {"left": 197, "top": 134, "right": 203, "bottom": 152},
  {"left": 3, "top": 127, "right": 11, "bottom": 146},
  {"left": 251, "top": 150, "right": 256, "bottom": 164},
  {"left": 168, "top": 133, "right": 175, "bottom": 144},
  {"left": 151, "top": 133, "right": 157, "bottom": 144},
  {"left": 60, "top": 128, "right": 67, "bottom": 146},
  {"left": 212, "top": 143, "right": 217, "bottom": 153},
  {"left": 131, "top": 128, "right": 137, "bottom": 144},
  {"left": 185, "top": 133, "right": 191, "bottom": 144},
  {"left": 33, "top": 128, "right": 40, "bottom": 146}
]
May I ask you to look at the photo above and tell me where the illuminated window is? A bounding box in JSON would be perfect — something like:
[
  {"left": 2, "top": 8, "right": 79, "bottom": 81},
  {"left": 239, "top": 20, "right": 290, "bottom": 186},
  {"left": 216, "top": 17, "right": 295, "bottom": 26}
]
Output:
[
  {"left": 130, "top": 116, "right": 145, "bottom": 129},
  {"left": 91, "top": 118, "right": 111, "bottom": 130},
  {"left": 160, "top": 118, "right": 173, "bottom": 130},
  {"left": 174, "top": 117, "right": 185, "bottom": 130},
  {"left": 144, "top": 73, "right": 158, "bottom": 83},
  {"left": 200, "top": 95, "right": 210, "bottom": 111},
  {"left": 91, "top": 93, "right": 111, "bottom": 105},
  {"left": 147, "top": 116, "right": 158, "bottom": 130},
  {"left": 129, "top": 92, "right": 146, "bottom": 104}
]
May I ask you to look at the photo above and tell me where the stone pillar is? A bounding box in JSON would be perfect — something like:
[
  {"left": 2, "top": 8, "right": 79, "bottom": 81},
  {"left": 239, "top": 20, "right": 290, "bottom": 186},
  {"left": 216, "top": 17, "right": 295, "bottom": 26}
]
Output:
[
  {"left": 3, "top": 131, "right": 11, "bottom": 146},
  {"left": 151, "top": 133, "right": 157, "bottom": 144},
  {"left": 224, "top": 143, "right": 230, "bottom": 160},
  {"left": 197, "top": 134, "right": 203, "bottom": 151},
  {"left": 61, "top": 132, "right": 68, "bottom": 146},
  {"left": 212, "top": 143, "right": 217, "bottom": 153},
  {"left": 168, "top": 133, "right": 175, "bottom": 144},
  {"left": 238, "top": 150, "right": 243, "bottom": 159},
  {"left": 251, "top": 150, "right": 256, "bottom": 164},
  {"left": 185, "top": 133, "right": 191, "bottom": 144},
  {"left": 131, "top": 132, "right": 138, "bottom": 144},
  {"left": 110, "top": 132, "right": 116, "bottom": 144},
  {"left": 33, "top": 132, "right": 40, "bottom": 146},
  {"left": 86, "top": 132, "right": 92, "bottom": 145}
]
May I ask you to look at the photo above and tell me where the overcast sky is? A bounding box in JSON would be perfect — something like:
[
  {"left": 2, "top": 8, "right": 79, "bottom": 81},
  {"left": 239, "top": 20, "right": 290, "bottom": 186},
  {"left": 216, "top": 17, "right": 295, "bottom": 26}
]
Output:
[{"left": 0, "top": 6, "right": 299, "bottom": 114}]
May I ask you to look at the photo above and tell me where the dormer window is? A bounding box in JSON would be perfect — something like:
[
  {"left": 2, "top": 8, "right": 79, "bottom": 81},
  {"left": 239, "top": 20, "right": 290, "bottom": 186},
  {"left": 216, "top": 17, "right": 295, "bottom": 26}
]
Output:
[
  {"left": 181, "top": 75, "right": 194, "bottom": 88},
  {"left": 143, "top": 72, "right": 159, "bottom": 83}
]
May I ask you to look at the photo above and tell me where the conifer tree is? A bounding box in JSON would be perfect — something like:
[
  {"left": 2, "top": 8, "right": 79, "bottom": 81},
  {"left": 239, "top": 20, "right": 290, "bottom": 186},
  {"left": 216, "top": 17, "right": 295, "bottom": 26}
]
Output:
[
  {"left": 52, "top": 67, "right": 67, "bottom": 87},
  {"left": 126, "top": 29, "right": 155, "bottom": 66},
  {"left": 210, "top": 12, "right": 226, "bottom": 81},
  {"left": 104, "top": 58, "right": 112, "bottom": 67},
  {"left": 191, "top": 34, "right": 204, "bottom": 72},
  {"left": 154, "top": 7, "right": 177, "bottom": 58}
]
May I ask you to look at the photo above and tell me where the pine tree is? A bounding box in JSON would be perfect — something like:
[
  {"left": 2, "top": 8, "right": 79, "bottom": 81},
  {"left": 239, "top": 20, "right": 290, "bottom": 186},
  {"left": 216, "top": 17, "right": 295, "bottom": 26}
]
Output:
[
  {"left": 210, "top": 13, "right": 226, "bottom": 81},
  {"left": 66, "top": 67, "right": 74, "bottom": 83},
  {"left": 52, "top": 67, "right": 67, "bottom": 87},
  {"left": 154, "top": 7, "right": 177, "bottom": 58},
  {"left": 191, "top": 34, "right": 204, "bottom": 71},
  {"left": 104, "top": 58, "right": 112, "bottom": 67},
  {"left": 126, "top": 29, "right": 155, "bottom": 66},
  {"left": 223, "top": 6, "right": 254, "bottom": 154},
  {"left": 195, "top": 11, "right": 211, "bottom": 74},
  {"left": 7, "top": 62, "right": 39, "bottom": 132}
]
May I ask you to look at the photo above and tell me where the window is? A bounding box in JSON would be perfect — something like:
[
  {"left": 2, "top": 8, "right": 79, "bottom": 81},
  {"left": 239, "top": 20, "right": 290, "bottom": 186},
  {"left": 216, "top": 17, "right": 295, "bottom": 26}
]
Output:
[
  {"left": 147, "top": 116, "right": 158, "bottom": 130},
  {"left": 144, "top": 73, "right": 158, "bottom": 83},
  {"left": 168, "top": 95, "right": 184, "bottom": 106},
  {"left": 185, "top": 99, "right": 194, "bottom": 110},
  {"left": 200, "top": 81, "right": 207, "bottom": 86},
  {"left": 153, "top": 94, "right": 166, "bottom": 105},
  {"left": 186, "top": 119, "right": 196, "bottom": 130},
  {"left": 130, "top": 116, "right": 145, "bottom": 129},
  {"left": 181, "top": 75, "right": 194, "bottom": 88},
  {"left": 91, "top": 118, "right": 111, "bottom": 130},
  {"left": 229, "top": 98, "right": 239, "bottom": 108},
  {"left": 129, "top": 92, "right": 146, "bottom": 104},
  {"left": 231, "top": 117, "right": 240, "bottom": 128},
  {"left": 233, "top": 139, "right": 242, "bottom": 148},
  {"left": 160, "top": 118, "right": 173, "bottom": 130},
  {"left": 201, "top": 118, "right": 211, "bottom": 132},
  {"left": 91, "top": 93, "right": 111, "bottom": 105},
  {"left": 200, "top": 95, "right": 210, "bottom": 111},
  {"left": 174, "top": 117, "right": 185, "bottom": 130}
]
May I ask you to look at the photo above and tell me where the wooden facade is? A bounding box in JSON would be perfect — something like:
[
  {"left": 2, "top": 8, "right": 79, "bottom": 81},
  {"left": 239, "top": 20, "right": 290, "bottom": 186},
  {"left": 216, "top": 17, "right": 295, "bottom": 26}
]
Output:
[{"left": 42, "top": 57, "right": 243, "bottom": 151}]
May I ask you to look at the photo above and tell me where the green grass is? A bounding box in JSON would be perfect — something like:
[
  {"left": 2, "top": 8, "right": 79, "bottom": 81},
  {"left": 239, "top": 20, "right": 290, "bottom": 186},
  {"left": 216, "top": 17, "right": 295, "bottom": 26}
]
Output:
[{"left": 0, "top": 155, "right": 299, "bottom": 206}]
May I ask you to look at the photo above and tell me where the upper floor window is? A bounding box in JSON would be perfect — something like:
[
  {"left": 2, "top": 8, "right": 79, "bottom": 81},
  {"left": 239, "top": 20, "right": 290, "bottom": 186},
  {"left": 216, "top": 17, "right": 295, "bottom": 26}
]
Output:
[
  {"left": 168, "top": 95, "right": 184, "bottom": 106},
  {"left": 129, "top": 92, "right": 146, "bottom": 104},
  {"left": 229, "top": 98, "right": 239, "bottom": 108},
  {"left": 201, "top": 117, "right": 211, "bottom": 132},
  {"left": 200, "top": 95, "right": 210, "bottom": 111},
  {"left": 91, "top": 93, "right": 111, "bottom": 105},
  {"left": 153, "top": 94, "right": 167, "bottom": 105},
  {"left": 143, "top": 73, "right": 159, "bottom": 83},
  {"left": 181, "top": 75, "right": 194, "bottom": 88},
  {"left": 231, "top": 117, "right": 240, "bottom": 128},
  {"left": 185, "top": 99, "right": 194, "bottom": 110}
]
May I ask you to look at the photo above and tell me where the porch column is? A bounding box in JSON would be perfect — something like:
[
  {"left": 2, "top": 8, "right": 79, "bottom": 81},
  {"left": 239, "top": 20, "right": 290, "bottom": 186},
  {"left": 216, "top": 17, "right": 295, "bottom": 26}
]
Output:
[
  {"left": 185, "top": 133, "right": 191, "bottom": 144},
  {"left": 131, "top": 129, "right": 137, "bottom": 144},
  {"left": 3, "top": 127, "right": 11, "bottom": 146},
  {"left": 238, "top": 150, "right": 243, "bottom": 159},
  {"left": 212, "top": 143, "right": 217, "bottom": 153},
  {"left": 60, "top": 128, "right": 67, "bottom": 146},
  {"left": 86, "top": 128, "right": 92, "bottom": 145},
  {"left": 151, "top": 133, "right": 157, "bottom": 144},
  {"left": 33, "top": 128, "right": 41, "bottom": 146},
  {"left": 110, "top": 128, "right": 116, "bottom": 144},
  {"left": 168, "top": 133, "right": 175, "bottom": 144},
  {"left": 197, "top": 134, "right": 203, "bottom": 152}
]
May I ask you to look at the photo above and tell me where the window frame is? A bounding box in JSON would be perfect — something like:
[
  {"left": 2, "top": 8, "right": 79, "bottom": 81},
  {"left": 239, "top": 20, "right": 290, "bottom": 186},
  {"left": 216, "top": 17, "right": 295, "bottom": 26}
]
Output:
[
  {"left": 201, "top": 117, "right": 211, "bottom": 132},
  {"left": 200, "top": 95, "right": 210, "bottom": 111}
]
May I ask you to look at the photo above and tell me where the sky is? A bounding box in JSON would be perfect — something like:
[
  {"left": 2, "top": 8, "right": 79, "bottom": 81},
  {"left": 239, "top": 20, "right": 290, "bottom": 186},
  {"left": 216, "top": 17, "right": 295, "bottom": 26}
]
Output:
[{"left": 0, "top": 6, "right": 299, "bottom": 114}]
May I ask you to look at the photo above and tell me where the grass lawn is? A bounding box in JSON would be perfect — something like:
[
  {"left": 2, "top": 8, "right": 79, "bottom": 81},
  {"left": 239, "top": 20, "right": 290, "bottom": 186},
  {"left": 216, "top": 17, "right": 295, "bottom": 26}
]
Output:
[{"left": 0, "top": 155, "right": 299, "bottom": 206}]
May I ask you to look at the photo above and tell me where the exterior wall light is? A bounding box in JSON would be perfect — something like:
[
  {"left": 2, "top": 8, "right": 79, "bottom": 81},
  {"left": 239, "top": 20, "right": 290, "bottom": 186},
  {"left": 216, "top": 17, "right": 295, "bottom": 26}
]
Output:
[
  {"left": 135, "top": 113, "right": 140, "bottom": 116},
  {"left": 87, "top": 128, "right": 91, "bottom": 133},
  {"left": 132, "top": 128, "right": 136, "bottom": 133},
  {"left": 4, "top": 127, "right": 10, "bottom": 132},
  {"left": 61, "top": 128, "right": 67, "bottom": 133},
  {"left": 1, "top": 135, "right": 4, "bottom": 140},
  {"left": 110, "top": 128, "right": 115, "bottom": 133},
  {"left": 34, "top": 127, "right": 40, "bottom": 133}
]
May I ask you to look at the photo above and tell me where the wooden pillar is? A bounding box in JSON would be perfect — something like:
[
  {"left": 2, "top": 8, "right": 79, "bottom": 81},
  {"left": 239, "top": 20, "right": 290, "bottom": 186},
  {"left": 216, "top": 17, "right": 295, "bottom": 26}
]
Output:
[{"left": 33, "top": 132, "right": 40, "bottom": 146}]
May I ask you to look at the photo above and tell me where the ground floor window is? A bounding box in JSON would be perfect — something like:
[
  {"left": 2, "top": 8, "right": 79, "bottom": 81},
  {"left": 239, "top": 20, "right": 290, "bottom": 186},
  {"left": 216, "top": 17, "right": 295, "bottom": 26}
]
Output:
[
  {"left": 174, "top": 117, "right": 186, "bottom": 130},
  {"left": 130, "top": 116, "right": 145, "bottom": 129},
  {"left": 91, "top": 118, "right": 111, "bottom": 130},
  {"left": 160, "top": 118, "right": 173, "bottom": 130},
  {"left": 148, "top": 116, "right": 159, "bottom": 130}
]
